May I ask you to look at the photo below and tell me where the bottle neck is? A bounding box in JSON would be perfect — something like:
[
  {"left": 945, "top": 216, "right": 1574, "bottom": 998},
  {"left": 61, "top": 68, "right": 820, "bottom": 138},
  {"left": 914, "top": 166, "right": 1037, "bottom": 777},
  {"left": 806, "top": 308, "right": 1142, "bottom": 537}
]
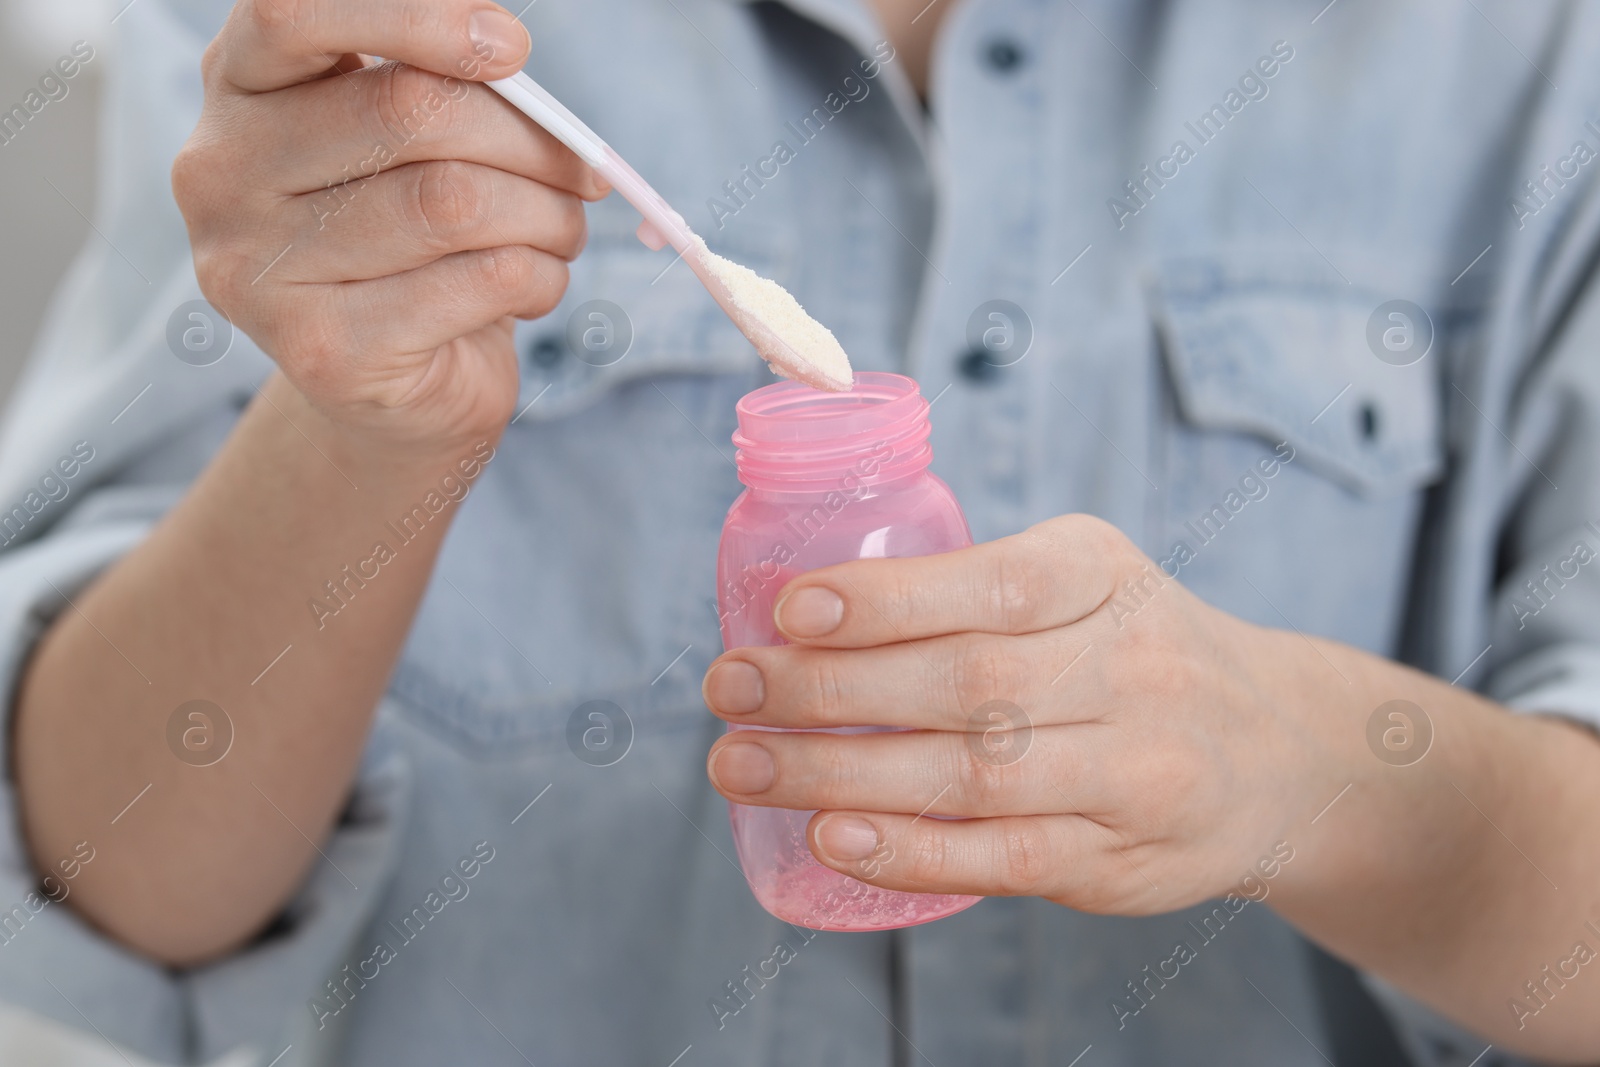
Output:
[{"left": 732, "top": 373, "right": 933, "bottom": 495}]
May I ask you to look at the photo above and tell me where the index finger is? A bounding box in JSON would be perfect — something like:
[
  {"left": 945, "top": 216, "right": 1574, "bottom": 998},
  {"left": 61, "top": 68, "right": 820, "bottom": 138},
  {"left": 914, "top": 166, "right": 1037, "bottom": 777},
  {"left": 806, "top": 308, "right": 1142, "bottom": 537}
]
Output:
[
  {"left": 771, "top": 515, "right": 1142, "bottom": 648},
  {"left": 211, "top": 0, "right": 530, "bottom": 94}
]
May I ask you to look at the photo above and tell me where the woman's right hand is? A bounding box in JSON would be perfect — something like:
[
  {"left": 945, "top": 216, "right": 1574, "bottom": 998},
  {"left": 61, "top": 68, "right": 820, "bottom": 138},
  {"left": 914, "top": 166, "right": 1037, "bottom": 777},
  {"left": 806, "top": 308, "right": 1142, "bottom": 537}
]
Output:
[{"left": 172, "top": 0, "right": 609, "bottom": 453}]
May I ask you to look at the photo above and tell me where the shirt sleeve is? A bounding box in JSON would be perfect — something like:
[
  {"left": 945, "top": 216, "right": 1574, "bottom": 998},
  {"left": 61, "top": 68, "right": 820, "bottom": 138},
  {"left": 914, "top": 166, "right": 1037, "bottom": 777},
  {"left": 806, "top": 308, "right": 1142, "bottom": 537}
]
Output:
[
  {"left": 1476, "top": 76, "right": 1600, "bottom": 732},
  {"left": 0, "top": 1, "right": 409, "bottom": 1063},
  {"left": 1366, "top": 11, "right": 1600, "bottom": 1066},
  {"left": 1481, "top": 237, "right": 1600, "bottom": 730}
]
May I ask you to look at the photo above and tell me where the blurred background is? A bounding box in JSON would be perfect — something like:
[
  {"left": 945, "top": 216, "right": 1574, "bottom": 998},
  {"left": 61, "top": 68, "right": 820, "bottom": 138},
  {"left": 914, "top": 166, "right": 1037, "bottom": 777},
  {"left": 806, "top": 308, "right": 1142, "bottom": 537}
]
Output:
[
  {"left": 1, "top": 7, "right": 107, "bottom": 1051},
  {"left": 0, "top": 0, "right": 110, "bottom": 410}
]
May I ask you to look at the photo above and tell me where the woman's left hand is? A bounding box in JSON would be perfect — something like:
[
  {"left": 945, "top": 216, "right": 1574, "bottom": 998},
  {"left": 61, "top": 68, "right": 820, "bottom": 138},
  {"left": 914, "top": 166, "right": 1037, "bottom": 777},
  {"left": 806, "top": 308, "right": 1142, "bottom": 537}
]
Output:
[{"left": 700, "top": 514, "right": 1340, "bottom": 912}]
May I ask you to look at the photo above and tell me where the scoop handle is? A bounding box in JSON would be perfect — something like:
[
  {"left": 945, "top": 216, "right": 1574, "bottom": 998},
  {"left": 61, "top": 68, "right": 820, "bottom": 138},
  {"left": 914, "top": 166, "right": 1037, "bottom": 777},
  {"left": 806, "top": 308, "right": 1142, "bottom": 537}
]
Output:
[
  {"left": 487, "top": 74, "right": 846, "bottom": 391},
  {"left": 486, "top": 72, "right": 696, "bottom": 255}
]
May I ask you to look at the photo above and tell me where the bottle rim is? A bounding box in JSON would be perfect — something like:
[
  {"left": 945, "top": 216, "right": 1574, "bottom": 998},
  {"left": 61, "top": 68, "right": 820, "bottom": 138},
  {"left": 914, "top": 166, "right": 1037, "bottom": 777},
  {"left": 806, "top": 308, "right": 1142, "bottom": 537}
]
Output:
[{"left": 732, "top": 372, "right": 932, "bottom": 492}]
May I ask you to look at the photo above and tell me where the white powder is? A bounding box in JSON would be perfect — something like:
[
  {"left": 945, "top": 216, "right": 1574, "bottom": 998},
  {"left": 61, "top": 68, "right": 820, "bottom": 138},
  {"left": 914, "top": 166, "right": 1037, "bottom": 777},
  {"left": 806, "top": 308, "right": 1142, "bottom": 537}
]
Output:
[{"left": 693, "top": 236, "right": 854, "bottom": 392}]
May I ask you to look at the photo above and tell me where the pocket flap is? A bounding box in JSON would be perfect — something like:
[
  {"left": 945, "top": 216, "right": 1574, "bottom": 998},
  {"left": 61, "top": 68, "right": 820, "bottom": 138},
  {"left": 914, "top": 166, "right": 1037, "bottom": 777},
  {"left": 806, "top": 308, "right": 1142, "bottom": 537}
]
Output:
[{"left": 1152, "top": 255, "right": 1443, "bottom": 498}]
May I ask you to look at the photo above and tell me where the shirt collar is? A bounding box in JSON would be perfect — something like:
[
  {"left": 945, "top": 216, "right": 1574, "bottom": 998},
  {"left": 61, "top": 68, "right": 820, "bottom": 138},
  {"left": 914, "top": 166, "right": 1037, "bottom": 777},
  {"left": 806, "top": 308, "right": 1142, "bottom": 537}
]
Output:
[{"left": 712, "top": 0, "right": 929, "bottom": 155}]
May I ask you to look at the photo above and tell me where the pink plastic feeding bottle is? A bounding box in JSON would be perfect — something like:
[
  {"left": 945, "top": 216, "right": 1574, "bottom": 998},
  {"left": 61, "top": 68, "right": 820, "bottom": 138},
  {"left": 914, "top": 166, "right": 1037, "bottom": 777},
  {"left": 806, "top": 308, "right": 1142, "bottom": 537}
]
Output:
[{"left": 716, "top": 371, "right": 982, "bottom": 931}]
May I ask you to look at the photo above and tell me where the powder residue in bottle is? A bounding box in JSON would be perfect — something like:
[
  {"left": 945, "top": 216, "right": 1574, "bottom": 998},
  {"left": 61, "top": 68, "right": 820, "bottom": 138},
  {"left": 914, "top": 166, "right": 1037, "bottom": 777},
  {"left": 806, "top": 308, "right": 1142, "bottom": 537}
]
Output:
[{"left": 692, "top": 236, "right": 854, "bottom": 392}]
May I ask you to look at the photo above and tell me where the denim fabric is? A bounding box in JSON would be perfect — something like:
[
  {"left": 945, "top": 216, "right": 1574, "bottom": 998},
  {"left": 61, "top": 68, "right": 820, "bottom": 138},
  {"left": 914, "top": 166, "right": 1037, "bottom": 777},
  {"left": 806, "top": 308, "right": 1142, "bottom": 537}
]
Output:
[{"left": 0, "top": 1, "right": 1597, "bottom": 1064}]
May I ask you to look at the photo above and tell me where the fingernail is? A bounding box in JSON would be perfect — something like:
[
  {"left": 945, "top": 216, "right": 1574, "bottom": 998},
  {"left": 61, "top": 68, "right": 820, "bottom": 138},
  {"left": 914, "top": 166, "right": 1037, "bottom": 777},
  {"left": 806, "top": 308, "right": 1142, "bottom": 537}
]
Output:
[
  {"left": 776, "top": 586, "right": 843, "bottom": 638},
  {"left": 708, "top": 742, "right": 775, "bottom": 794},
  {"left": 469, "top": 9, "right": 531, "bottom": 63},
  {"left": 815, "top": 815, "right": 878, "bottom": 862},
  {"left": 703, "top": 660, "right": 764, "bottom": 715}
]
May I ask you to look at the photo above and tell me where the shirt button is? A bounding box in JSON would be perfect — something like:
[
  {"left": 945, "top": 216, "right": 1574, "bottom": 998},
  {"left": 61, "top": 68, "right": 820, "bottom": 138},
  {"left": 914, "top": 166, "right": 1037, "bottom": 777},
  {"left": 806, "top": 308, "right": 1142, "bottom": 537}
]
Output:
[
  {"left": 984, "top": 38, "right": 1025, "bottom": 73},
  {"left": 527, "top": 334, "right": 565, "bottom": 369},
  {"left": 958, "top": 347, "right": 1003, "bottom": 384},
  {"left": 1359, "top": 401, "right": 1380, "bottom": 442}
]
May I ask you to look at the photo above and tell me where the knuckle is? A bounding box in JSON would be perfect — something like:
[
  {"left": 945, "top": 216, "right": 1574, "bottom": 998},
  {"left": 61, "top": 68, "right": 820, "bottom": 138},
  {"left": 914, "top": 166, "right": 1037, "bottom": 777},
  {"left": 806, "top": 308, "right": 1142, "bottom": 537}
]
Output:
[
  {"left": 814, "top": 734, "right": 863, "bottom": 795},
  {"left": 170, "top": 139, "right": 213, "bottom": 215},
  {"left": 395, "top": 2, "right": 438, "bottom": 43},
  {"left": 511, "top": 253, "right": 568, "bottom": 317},
  {"left": 191, "top": 243, "right": 255, "bottom": 315},
  {"left": 990, "top": 547, "right": 1054, "bottom": 632},
  {"left": 550, "top": 194, "right": 589, "bottom": 259},
  {"left": 169, "top": 145, "right": 199, "bottom": 202},
  {"left": 372, "top": 64, "right": 450, "bottom": 150},
  {"left": 802, "top": 654, "right": 851, "bottom": 726},
  {"left": 274, "top": 313, "right": 353, "bottom": 397},
  {"left": 950, "top": 733, "right": 1015, "bottom": 810},
  {"left": 870, "top": 569, "right": 922, "bottom": 631},
  {"left": 1035, "top": 513, "right": 1126, "bottom": 566},
  {"left": 246, "top": 0, "right": 309, "bottom": 49},
  {"left": 1076, "top": 513, "right": 1136, "bottom": 562},
  {"left": 903, "top": 827, "right": 954, "bottom": 886},
  {"left": 170, "top": 120, "right": 240, "bottom": 220},
  {"left": 198, "top": 36, "right": 227, "bottom": 89},
  {"left": 410, "top": 160, "right": 484, "bottom": 247},
  {"left": 993, "top": 821, "right": 1050, "bottom": 894},
  {"left": 952, "top": 636, "right": 1025, "bottom": 707},
  {"left": 472, "top": 245, "right": 536, "bottom": 297}
]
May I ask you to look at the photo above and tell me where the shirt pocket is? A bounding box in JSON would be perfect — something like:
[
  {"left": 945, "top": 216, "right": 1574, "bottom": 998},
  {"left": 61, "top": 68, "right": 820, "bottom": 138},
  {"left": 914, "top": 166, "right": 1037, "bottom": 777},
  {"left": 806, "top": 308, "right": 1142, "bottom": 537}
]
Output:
[
  {"left": 1149, "top": 253, "right": 1449, "bottom": 651},
  {"left": 387, "top": 221, "right": 790, "bottom": 754}
]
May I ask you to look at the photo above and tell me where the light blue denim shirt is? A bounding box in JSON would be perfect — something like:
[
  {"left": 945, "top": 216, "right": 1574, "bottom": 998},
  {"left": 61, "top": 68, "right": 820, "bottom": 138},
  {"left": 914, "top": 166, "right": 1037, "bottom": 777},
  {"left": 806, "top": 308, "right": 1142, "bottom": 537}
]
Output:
[{"left": 2, "top": 0, "right": 1599, "bottom": 1064}]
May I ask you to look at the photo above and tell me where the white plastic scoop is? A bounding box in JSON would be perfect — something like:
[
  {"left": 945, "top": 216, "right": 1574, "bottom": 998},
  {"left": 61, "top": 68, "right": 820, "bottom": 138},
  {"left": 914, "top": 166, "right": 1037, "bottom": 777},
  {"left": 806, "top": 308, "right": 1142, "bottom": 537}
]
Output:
[{"left": 487, "top": 72, "right": 854, "bottom": 392}]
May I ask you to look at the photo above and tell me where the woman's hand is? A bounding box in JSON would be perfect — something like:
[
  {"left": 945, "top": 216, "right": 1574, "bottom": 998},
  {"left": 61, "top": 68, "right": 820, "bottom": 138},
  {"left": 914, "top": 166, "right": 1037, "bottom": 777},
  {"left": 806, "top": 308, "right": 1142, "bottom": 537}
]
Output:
[
  {"left": 702, "top": 512, "right": 1600, "bottom": 1057},
  {"left": 172, "top": 0, "right": 609, "bottom": 454},
  {"left": 701, "top": 514, "right": 1342, "bottom": 913}
]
